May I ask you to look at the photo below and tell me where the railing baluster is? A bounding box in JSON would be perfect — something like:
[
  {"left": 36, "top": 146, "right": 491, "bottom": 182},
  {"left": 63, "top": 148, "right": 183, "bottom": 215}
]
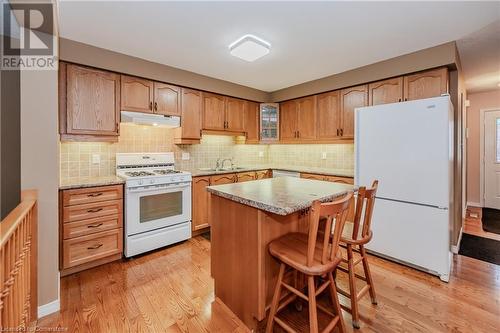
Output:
[{"left": 0, "top": 190, "right": 38, "bottom": 331}]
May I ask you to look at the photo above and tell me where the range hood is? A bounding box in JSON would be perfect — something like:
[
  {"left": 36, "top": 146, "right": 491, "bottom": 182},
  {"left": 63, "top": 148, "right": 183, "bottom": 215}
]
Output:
[{"left": 120, "top": 111, "right": 180, "bottom": 128}]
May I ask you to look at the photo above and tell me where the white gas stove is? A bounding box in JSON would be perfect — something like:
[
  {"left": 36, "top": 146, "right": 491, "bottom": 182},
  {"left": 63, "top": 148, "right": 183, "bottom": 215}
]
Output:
[{"left": 116, "top": 153, "right": 192, "bottom": 257}]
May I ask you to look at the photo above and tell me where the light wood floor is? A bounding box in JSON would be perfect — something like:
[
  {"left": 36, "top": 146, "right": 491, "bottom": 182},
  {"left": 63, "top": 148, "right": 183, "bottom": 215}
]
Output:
[
  {"left": 464, "top": 206, "right": 500, "bottom": 241},
  {"left": 37, "top": 236, "right": 500, "bottom": 333}
]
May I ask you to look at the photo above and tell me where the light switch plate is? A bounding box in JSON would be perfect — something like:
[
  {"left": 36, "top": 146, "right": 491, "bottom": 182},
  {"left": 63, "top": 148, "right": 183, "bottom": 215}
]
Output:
[
  {"left": 182, "top": 152, "right": 190, "bottom": 160},
  {"left": 92, "top": 154, "right": 100, "bottom": 164},
  {"left": 258, "top": 151, "right": 264, "bottom": 158},
  {"left": 321, "top": 152, "right": 327, "bottom": 160}
]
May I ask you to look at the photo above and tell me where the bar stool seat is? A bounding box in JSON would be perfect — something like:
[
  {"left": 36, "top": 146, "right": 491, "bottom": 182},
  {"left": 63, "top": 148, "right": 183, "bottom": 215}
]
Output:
[
  {"left": 269, "top": 232, "right": 342, "bottom": 276},
  {"left": 336, "top": 180, "right": 379, "bottom": 329},
  {"left": 266, "top": 193, "right": 353, "bottom": 333}
]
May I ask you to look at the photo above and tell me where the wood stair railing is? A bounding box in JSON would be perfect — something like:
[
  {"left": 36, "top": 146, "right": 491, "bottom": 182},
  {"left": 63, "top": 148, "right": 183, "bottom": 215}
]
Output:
[{"left": 0, "top": 190, "right": 38, "bottom": 330}]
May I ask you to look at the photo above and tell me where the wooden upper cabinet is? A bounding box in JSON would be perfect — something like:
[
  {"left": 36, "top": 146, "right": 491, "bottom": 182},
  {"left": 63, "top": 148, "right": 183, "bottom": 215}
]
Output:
[
  {"left": 120, "top": 75, "right": 154, "bottom": 113},
  {"left": 317, "top": 91, "right": 341, "bottom": 140},
  {"left": 296, "top": 96, "right": 317, "bottom": 140},
  {"left": 245, "top": 101, "right": 260, "bottom": 143},
  {"left": 154, "top": 83, "right": 181, "bottom": 116},
  {"left": 179, "top": 88, "right": 202, "bottom": 140},
  {"left": 225, "top": 97, "right": 245, "bottom": 132},
  {"left": 64, "top": 63, "right": 120, "bottom": 137},
  {"left": 340, "top": 85, "right": 368, "bottom": 138},
  {"left": 280, "top": 100, "right": 298, "bottom": 140},
  {"left": 202, "top": 93, "right": 226, "bottom": 130},
  {"left": 404, "top": 68, "right": 448, "bottom": 101},
  {"left": 192, "top": 177, "right": 210, "bottom": 230},
  {"left": 368, "top": 77, "right": 403, "bottom": 106}
]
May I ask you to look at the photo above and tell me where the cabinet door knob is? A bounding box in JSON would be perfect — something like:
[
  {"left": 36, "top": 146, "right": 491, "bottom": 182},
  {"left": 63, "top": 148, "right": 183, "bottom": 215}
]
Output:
[
  {"left": 87, "top": 223, "right": 103, "bottom": 228},
  {"left": 87, "top": 244, "right": 103, "bottom": 250},
  {"left": 87, "top": 193, "right": 103, "bottom": 197},
  {"left": 149, "top": 102, "right": 153, "bottom": 110},
  {"left": 154, "top": 102, "right": 158, "bottom": 111},
  {"left": 336, "top": 129, "right": 339, "bottom": 136},
  {"left": 87, "top": 208, "right": 103, "bottom": 213}
]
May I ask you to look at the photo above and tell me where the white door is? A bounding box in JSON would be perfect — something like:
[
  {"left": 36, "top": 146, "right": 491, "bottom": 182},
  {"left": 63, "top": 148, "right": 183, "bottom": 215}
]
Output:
[{"left": 484, "top": 110, "right": 500, "bottom": 209}]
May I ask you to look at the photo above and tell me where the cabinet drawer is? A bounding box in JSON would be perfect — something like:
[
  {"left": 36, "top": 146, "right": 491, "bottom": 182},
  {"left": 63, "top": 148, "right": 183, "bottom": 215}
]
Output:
[
  {"left": 300, "top": 173, "right": 326, "bottom": 181},
  {"left": 236, "top": 171, "right": 256, "bottom": 182},
  {"left": 324, "top": 176, "right": 354, "bottom": 184},
  {"left": 63, "top": 214, "right": 122, "bottom": 239},
  {"left": 210, "top": 174, "right": 236, "bottom": 185},
  {"left": 63, "top": 228, "right": 123, "bottom": 269},
  {"left": 63, "top": 185, "right": 123, "bottom": 206},
  {"left": 63, "top": 199, "right": 122, "bottom": 223}
]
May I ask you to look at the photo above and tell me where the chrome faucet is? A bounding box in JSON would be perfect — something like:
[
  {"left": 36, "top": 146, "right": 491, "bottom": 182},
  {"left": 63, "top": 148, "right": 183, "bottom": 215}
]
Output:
[
  {"left": 221, "top": 158, "right": 234, "bottom": 170},
  {"left": 215, "top": 158, "right": 222, "bottom": 170}
]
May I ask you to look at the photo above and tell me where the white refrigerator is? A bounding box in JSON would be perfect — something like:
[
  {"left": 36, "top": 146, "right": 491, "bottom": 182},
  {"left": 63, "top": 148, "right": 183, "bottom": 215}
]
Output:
[{"left": 355, "top": 96, "right": 453, "bottom": 282}]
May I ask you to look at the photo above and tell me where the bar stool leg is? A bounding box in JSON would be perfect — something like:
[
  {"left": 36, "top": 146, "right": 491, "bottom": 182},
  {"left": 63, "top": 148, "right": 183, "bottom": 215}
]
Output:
[
  {"left": 307, "top": 276, "right": 319, "bottom": 333},
  {"left": 266, "top": 263, "right": 286, "bottom": 333},
  {"left": 360, "top": 245, "right": 377, "bottom": 305},
  {"left": 328, "top": 271, "right": 346, "bottom": 333},
  {"left": 347, "top": 245, "right": 360, "bottom": 329}
]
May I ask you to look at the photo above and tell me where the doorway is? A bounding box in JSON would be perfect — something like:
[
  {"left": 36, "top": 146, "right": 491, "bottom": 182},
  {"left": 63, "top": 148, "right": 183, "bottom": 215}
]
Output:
[{"left": 482, "top": 109, "right": 500, "bottom": 209}]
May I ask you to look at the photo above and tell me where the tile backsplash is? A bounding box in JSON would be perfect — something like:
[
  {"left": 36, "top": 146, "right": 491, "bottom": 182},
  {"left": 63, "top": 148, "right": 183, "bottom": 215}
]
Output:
[{"left": 60, "top": 123, "right": 354, "bottom": 181}]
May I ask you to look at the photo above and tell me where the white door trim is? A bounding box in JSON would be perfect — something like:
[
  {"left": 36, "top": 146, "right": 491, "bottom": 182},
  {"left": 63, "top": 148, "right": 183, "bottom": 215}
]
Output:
[{"left": 479, "top": 108, "right": 500, "bottom": 207}]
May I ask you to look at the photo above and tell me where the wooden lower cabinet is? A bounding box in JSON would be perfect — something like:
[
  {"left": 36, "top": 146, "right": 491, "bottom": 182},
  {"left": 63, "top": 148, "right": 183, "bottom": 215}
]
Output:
[
  {"left": 300, "top": 173, "right": 326, "bottom": 181},
  {"left": 192, "top": 177, "right": 211, "bottom": 231},
  {"left": 210, "top": 173, "right": 236, "bottom": 185},
  {"left": 300, "top": 173, "right": 355, "bottom": 220},
  {"left": 256, "top": 170, "right": 271, "bottom": 179},
  {"left": 236, "top": 172, "right": 256, "bottom": 182},
  {"left": 60, "top": 184, "right": 123, "bottom": 276}
]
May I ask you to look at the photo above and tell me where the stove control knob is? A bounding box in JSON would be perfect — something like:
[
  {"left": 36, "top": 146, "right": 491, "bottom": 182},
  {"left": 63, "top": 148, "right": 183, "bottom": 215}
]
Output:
[
  {"left": 150, "top": 179, "right": 155, "bottom": 184},
  {"left": 138, "top": 180, "right": 143, "bottom": 185}
]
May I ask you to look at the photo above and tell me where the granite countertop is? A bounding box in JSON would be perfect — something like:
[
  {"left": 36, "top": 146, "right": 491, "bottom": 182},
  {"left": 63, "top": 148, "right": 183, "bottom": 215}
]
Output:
[
  {"left": 207, "top": 177, "right": 355, "bottom": 215},
  {"left": 187, "top": 165, "right": 354, "bottom": 178},
  {"left": 59, "top": 176, "right": 125, "bottom": 190}
]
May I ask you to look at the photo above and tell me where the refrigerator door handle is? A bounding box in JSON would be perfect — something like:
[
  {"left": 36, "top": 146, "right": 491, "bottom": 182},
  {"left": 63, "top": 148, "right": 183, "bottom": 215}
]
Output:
[{"left": 376, "top": 196, "right": 448, "bottom": 210}]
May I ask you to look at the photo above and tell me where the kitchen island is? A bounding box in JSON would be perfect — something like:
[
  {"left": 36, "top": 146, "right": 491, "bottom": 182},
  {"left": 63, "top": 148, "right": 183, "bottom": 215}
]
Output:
[{"left": 207, "top": 177, "right": 354, "bottom": 330}]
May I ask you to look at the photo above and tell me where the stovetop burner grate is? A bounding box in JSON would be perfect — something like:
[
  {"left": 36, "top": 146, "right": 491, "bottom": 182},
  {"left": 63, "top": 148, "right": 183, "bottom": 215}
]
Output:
[{"left": 124, "top": 171, "right": 156, "bottom": 177}]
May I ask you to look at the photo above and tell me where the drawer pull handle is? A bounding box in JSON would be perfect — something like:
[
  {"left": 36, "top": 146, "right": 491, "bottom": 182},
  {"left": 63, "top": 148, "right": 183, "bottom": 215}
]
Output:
[
  {"left": 87, "top": 244, "right": 103, "bottom": 250},
  {"left": 87, "top": 193, "right": 103, "bottom": 197},
  {"left": 87, "top": 223, "right": 103, "bottom": 228},
  {"left": 87, "top": 208, "right": 103, "bottom": 213}
]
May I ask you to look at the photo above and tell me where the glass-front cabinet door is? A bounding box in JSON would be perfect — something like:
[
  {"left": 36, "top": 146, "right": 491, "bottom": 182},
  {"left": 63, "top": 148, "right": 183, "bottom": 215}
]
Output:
[{"left": 260, "top": 103, "right": 279, "bottom": 142}]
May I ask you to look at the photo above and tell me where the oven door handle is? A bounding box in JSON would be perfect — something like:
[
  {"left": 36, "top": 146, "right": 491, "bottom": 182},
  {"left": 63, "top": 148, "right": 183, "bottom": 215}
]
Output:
[{"left": 127, "top": 183, "right": 191, "bottom": 193}]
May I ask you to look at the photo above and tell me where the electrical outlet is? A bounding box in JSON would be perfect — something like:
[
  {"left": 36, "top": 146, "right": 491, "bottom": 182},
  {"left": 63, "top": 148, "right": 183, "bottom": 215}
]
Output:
[
  {"left": 321, "top": 152, "right": 327, "bottom": 160},
  {"left": 258, "top": 151, "right": 264, "bottom": 158},
  {"left": 182, "top": 152, "right": 190, "bottom": 160},
  {"left": 92, "top": 154, "right": 100, "bottom": 164}
]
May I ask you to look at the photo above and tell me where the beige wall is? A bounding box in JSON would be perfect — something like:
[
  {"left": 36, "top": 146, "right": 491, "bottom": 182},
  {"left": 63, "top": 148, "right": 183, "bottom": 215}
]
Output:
[
  {"left": 466, "top": 90, "right": 500, "bottom": 205},
  {"left": 60, "top": 125, "right": 354, "bottom": 182},
  {"left": 21, "top": 69, "right": 60, "bottom": 308},
  {"left": 270, "top": 42, "right": 459, "bottom": 102},
  {"left": 59, "top": 38, "right": 271, "bottom": 103}
]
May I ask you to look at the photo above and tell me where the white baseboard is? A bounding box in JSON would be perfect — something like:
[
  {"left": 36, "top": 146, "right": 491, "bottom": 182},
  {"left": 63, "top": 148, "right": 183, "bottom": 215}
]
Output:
[
  {"left": 38, "top": 272, "right": 61, "bottom": 318},
  {"left": 38, "top": 299, "right": 60, "bottom": 318},
  {"left": 466, "top": 201, "right": 481, "bottom": 208},
  {"left": 451, "top": 227, "right": 463, "bottom": 254}
]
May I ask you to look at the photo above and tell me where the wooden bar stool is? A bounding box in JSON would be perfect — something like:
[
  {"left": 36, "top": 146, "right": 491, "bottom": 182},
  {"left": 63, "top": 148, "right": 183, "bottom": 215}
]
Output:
[
  {"left": 336, "top": 180, "right": 378, "bottom": 329},
  {"left": 266, "top": 192, "right": 353, "bottom": 333}
]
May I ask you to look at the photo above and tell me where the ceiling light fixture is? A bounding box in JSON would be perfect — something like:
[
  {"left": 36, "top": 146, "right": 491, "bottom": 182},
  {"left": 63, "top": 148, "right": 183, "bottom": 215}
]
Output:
[{"left": 229, "top": 34, "right": 271, "bottom": 62}]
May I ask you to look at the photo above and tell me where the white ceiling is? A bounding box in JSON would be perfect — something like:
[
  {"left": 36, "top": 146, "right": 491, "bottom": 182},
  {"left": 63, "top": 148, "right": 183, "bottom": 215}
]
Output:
[
  {"left": 58, "top": 1, "right": 500, "bottom": 92},
  {"left": 456, "top": 20, "right": 500, "bottom": 93}
]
